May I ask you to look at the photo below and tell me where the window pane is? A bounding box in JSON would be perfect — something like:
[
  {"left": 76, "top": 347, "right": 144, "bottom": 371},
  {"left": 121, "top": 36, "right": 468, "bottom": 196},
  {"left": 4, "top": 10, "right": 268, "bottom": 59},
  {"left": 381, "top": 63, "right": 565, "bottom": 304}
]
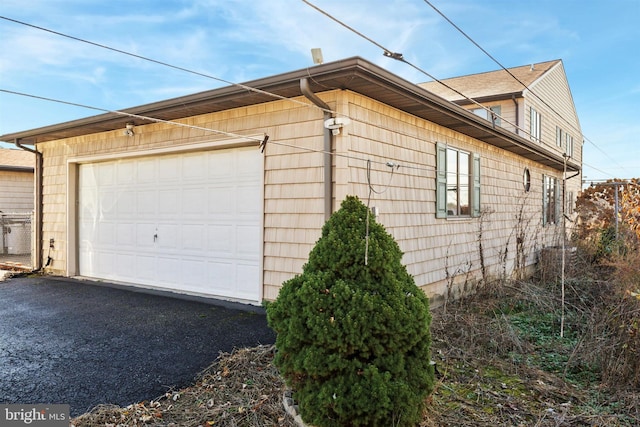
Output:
[
  {"left": 446, "top": 149, "right": 458, "bottom": 215},
  {"left": 459, "top": 152, "right": 470, "bottom": 215},
  {"left": 490, "top": 106, "right": 502, "bottom": 126},
  {"left": 471, "top": 108, "right": 489, "bottom": 120}
]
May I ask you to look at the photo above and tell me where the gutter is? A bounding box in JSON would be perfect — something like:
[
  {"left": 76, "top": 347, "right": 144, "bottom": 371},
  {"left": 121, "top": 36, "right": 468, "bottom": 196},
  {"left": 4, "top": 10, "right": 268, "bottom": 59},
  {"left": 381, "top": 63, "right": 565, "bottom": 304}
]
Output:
[
  {"left": 300, "top": 78, "right": 333, "bottom": 221},
  {"left": 13, "top": 139, "right": 42, "bottom": 271},
  {"left": 512, "top": 95, "right": 519, "bottom": 135},
  {"left": 566, "top": 170, "right": 581, "bottom": 180}
]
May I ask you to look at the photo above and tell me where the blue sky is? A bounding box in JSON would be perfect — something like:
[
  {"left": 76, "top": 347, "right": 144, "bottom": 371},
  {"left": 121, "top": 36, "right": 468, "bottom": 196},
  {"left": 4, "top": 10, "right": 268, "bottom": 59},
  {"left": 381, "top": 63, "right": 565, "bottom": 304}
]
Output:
[{"left": 0, "top": 0, "right": 638, "bottom": 182}]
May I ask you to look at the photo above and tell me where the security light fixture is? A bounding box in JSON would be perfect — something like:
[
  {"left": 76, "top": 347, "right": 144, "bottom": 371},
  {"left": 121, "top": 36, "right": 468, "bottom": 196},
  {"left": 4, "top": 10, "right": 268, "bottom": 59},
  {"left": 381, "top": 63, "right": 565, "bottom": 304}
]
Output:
[
  {"left": 311, "top": 48, "right": 324, "bottom": 64},
  {"left": 125, "top": 122, "right": 135, "bottom": 137}
]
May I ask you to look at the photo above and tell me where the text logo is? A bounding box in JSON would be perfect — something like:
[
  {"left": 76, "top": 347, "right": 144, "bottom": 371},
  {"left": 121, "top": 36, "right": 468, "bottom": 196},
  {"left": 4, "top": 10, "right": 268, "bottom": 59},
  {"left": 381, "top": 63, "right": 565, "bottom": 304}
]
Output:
[{"left": 1, "top": 405, "right": 69, "bottom": 426}]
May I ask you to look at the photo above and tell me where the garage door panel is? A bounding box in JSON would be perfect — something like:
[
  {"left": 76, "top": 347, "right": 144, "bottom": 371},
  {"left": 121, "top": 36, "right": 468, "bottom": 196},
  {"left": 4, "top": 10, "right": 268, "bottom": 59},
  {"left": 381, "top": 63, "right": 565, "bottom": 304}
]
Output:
[
  {"left": 181, "top": 259, "right": 207, "bottom": 287},
  {"left": 137, "top": 190, "right": 157, "bottom": 215},
  {"left": 183, "top": 154, "right": 207, "bottom": 180},
  {"left": 158, "top": 189, "right": 179, "bottom": 215},
  {"left": 183, "top": 188, "right": 207, "bottom": 215},
  {"left": 157, "top": 224, "right": 178, "bottom": 249},
  {"left": 97, "top": 163, "right": 115, "bottom": 186},
  {"left": 116, "top": 253, "right": 135, "bottom": 277},
  {"left": 137, "top": 158, "right": 157, "bottom": 182},
  {"left": 79, "top": 147, "right": 262, "bottom": 302},
  {"left": 116, "top": 161, "right": 135, "bottom": 184},
  {"left": 238, "top": 192, "right": 261, "bottom": 216},
  {"left": 208, "top": 187, "right": 234, "bottom": 214},
  {"left": 236, "top": 263, "right": 259, "bottom": 299},
  {"left": 96, "top": 250, "right": 116, "bottom": 277},
  {"left": 116, "top": 223, "right": 136, "bottom": 246},
  {"left": 156, "top": 257, "right": 182, "bottom": 285},
  {"left": 237, "top": 225, "right": 260, "bottom": 256},
  {"left": 208, "top": 151, "right": 235, "bottom": 179},
  {"left": 207, "top": 225, "right": 233, "bottom": 252},
  {"left": 207, "top": 261, "right": 235, "bottom": 293},
  {"left": 97, "top": 222, "right": 116, "bottom": 245},
  {"left": 117, "top": 191, "right": 136, "bottom": 215},
  {"left": 182, "top": 224, "right": 206, "bottom": 250},
  {"left": 136, "top": 255, "right": 156, "bottom": 281}
]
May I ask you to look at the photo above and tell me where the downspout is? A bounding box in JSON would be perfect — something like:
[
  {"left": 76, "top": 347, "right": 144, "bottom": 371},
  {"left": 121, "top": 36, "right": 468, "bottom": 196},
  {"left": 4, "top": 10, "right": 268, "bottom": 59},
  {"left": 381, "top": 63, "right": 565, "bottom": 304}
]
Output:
[
  {"left": 566, "top": 171, "right": 581, "bottom": 180},
  {"left": 300, "top": 78, "right": 333, "bottom": 221},
  {"left": 512, "top": 95, "right": 519, "bottom": 135},
  {"left": 14, "top": 139, "right": 43, "bottom": 271}
]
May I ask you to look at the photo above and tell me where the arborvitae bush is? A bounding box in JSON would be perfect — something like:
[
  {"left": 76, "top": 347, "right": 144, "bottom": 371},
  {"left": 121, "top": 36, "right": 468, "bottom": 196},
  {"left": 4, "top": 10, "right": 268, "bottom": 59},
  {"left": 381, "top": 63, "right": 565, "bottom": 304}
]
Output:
[{"left": 267, "top": 196, "right": 434, "bottom": 427}]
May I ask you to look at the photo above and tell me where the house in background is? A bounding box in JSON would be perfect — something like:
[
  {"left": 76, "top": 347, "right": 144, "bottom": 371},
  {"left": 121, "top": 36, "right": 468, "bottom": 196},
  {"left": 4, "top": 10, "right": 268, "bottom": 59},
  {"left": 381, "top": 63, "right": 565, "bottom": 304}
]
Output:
[
  {"left": 0, "top": 147, "right": 35, "bottom": 266},
  {"left": 0, "top": 148, "right": 34, "bottom": 213},
  {"left": 0, "top": 57, "right": 581, "bottom": 305},
  {"left": 419, "top": 59, "right": 583, "bottom": 219}
]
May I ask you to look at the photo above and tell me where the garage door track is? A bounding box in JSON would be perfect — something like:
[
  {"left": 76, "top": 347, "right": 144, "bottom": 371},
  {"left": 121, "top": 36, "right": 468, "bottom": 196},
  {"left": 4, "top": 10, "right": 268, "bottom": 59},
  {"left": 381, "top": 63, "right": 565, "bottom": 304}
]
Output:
[{"left": 0, "top": 275, "right": 276, "bottom": 417}]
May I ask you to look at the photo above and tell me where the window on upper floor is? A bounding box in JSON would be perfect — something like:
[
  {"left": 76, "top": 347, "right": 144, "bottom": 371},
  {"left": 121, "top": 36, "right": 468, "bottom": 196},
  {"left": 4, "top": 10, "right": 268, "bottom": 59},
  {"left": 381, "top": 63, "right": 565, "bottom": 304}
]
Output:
[
  {"left": 565, "top": 134, "right": 574, "bottom": 158},
  {"left": 470, "top": 106, "right": 502, "bottom": 127},
  {"left": 530, "top": 107, "right": 542, "bottom": 142},
  {"left": 436, "top": 143, "right": 480, "bottom": 218},
  {"left": 556, "top": 126, "right": 564, "bottom": 148},
  {"left": 543, "top": 175, "right": 560, "bottom": 225}
]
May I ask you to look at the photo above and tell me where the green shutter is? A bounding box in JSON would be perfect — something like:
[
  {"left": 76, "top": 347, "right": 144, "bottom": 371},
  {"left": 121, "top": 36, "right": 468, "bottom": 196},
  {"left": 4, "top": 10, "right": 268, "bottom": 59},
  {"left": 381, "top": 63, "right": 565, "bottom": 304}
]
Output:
[
  {"left": 542, "top": 175, "right": 548, "bottom": 226},
  {"left": 554, "top": 177, "right": 561, "bottom": 225},
  {"left": 436, "top": 142, "right": 447, "bottom": 218},
  {"left": 472, "top": 153, "right": 481, "bottom": 217}
]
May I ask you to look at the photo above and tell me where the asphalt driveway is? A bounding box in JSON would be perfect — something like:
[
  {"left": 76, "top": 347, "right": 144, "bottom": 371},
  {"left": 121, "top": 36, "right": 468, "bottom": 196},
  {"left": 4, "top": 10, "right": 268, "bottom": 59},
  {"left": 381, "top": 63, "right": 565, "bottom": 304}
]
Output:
[{"left": 0, "top": 275, "right": 276, "bottom": 417}]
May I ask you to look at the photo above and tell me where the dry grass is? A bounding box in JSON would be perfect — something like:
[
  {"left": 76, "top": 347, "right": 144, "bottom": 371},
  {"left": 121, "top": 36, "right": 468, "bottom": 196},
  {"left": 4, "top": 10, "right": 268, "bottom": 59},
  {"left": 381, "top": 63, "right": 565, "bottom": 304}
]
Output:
[
  {"left": 72, "top": 268, "right": 640, "bottom": 427},
  {"left": 71, "top": 345, "right": 295, "bottom": 427}
]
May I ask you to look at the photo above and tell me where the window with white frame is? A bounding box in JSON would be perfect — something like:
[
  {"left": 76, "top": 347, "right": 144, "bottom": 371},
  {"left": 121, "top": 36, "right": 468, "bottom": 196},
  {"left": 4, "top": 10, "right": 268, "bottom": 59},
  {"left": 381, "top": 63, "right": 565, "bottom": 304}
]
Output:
[
  {"left": 436, "top": 143, "right": 480, "bottom": 218},
  {"left": 543, "top": 175, "right": 560, "bottom": 225},
  {"left": 530, "top": 107, "right": 542, "bottom": 142},
  {"left": 470, "top": 105, "right": 502, "bottom": 127},
  {"left": 565, "top": 133, "right": 574, "bottom": 157},
  {"left": 556, "top": 126, "right": 564, "bottom": 147}
]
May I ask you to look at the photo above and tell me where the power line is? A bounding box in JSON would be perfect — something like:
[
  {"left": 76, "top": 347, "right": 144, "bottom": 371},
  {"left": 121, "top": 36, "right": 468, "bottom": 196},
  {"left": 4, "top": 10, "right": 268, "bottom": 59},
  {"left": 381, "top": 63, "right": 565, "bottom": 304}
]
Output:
[
  {"left": 421, "top": 0, "right": 629, "bottom": 175},
  {"left": 0, "top": 13, "right": 444, "bottom": 168},
  {"left": 300, "top": 0, "right": 532, "bottom": 140},
  {"left": 0, "top": 89, "right": 266, "bottom": 143},
  {"left": 1, "top": 10, "right": 562, "bottom": 167},
  {"left": 301, "top": 0, "right": 594, "bottom": 169},
  {"left": 4, "top": 86, "right": 578, "bottom": 205},
  {"left": 0, "top": 15, "right": 334, "bottom": 116},
  {"left": 1, "top": 10, "right": 584, "bottom": 181},
  {"left": 0, "top": 88, "right": 441, "bottom": 177}
]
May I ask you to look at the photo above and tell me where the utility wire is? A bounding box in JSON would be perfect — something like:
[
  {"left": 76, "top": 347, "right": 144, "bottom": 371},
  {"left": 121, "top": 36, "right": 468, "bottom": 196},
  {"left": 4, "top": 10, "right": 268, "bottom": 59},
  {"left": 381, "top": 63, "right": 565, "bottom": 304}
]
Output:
[
  {"left": 1, "top": 88, "right": 440, "bottom": 176},
  {"left": 2, "top": 11, "right": 582, "bottom": 177},
  {"left": 300, "top": 0, "right": 532, "bottom": 140},
  {"left": 0, "top": 15, "right": 335, "bottom": 116},
  {"left": 1, "top": 10, "right": 557, "bottom": 166},
  {"left": 300, "top": 0, "right": 592, "bottom": 169},
  {"left": 421, "top": 0, "right": 628, "bottom": 174},
  {"left": 3, "top": 85, "right": 568, "bottom": 191},
  {"left": 0, "top": 89, "right": 265, "bottom": 143}
]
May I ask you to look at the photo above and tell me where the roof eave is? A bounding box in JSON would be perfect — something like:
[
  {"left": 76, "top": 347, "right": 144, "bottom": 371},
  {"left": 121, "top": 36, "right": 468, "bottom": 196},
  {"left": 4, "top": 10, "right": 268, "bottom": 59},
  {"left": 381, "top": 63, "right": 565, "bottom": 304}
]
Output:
[{"left": 0, "top": 56, "right": 576, "bottom": 172}]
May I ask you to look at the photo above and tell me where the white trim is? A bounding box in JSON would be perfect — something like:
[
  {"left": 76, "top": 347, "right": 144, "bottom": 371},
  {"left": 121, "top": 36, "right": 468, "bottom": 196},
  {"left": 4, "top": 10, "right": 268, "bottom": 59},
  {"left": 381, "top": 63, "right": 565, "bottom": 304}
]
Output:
[
  {"left": 67, "top": 135, "right": 262, "bottom": 164},
  {"left": 66, "top": 136, "right": 265, "bottom": 304}
]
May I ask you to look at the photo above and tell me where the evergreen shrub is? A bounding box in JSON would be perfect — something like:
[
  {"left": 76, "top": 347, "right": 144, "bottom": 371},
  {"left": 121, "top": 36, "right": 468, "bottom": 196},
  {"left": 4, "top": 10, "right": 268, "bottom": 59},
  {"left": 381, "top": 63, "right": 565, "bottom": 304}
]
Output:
[{"left": 266, "top": 196, "right": 434, "bottom": 427}]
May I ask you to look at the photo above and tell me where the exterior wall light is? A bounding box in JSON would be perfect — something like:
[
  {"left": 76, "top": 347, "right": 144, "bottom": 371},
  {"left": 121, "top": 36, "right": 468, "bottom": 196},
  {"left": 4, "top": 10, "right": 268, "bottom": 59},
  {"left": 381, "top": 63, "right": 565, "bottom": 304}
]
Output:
[{"left": 125, "top": 122, "right": 135, "bottom": 137}]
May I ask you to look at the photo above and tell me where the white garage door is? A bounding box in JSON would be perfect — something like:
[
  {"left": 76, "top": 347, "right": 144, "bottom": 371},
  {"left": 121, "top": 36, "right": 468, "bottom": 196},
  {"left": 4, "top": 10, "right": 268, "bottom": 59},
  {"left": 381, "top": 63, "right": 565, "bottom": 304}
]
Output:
[{"left": 78, "top": 147, "right": 262, "bottom": 303}]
